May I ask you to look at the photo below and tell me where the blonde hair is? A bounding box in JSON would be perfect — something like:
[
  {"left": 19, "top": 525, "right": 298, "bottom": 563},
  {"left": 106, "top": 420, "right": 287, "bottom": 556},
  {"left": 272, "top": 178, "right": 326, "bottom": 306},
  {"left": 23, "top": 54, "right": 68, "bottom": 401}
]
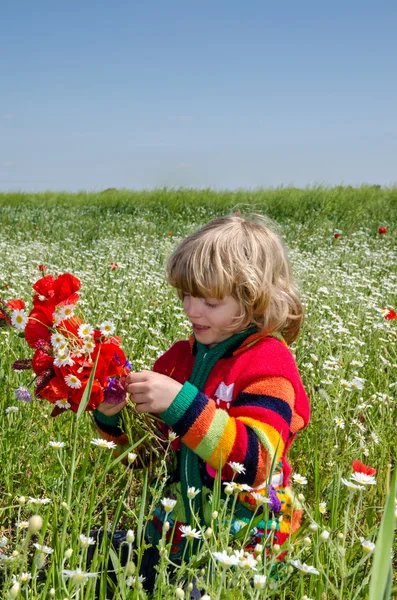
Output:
[{"left": 166, "top": 214, "right": 304, "bottom": 344}]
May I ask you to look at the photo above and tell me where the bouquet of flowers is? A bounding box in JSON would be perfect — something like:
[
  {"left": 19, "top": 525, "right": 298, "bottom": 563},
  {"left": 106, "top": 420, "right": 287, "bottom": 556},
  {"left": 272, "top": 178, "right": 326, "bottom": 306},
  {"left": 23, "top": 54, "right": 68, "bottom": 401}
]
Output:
[{"left": 0, "top": 273, "right": 131, "bottom": 417}]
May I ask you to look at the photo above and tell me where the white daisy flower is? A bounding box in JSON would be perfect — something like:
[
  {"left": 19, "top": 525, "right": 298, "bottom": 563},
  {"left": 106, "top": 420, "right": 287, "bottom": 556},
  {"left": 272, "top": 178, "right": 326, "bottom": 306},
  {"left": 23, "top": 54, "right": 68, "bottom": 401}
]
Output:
[
  {"left": 51, "top": 332, "right": 67, "bottom": 348},
  {"left": 33, "top": 543, "right": 54, "bottom": 554},
  {"left": 292, "top": 473, "right": 308, "bottom": 485},
  {"left": 360, "top": 537, "right": 375, "bottom": 553},
  {"left": 62, "top": 568, "right": 98, "bottom": 585},
  {"left": 82, "top": 340, "right": 95, "bottom": 354},
  {"left": 350, "top": 473, "right": 376, "bottom": 486},
  {"left": 57, "top": 304, "right": 75, "bottom": 320},
  {"left": 90, "top": 438, "right": 117, "bottom": 449},
  {"left": 6, "top": 406, "right": 19, "bottom": 414},
  {"left": 78, "top": 324, "right": 94, "bottom": 339},
  {"left": 55, "top": 398, "right": 71, "bottom": 410},
  {"left": 53, "top": 352, "right": 74, "bottom": 368},
  {"left": 290, "top": 559, "right": 319, "bottom": 575},
  {"left": 48, "top": 441, "right": 66, "bottom": 449},
  {"left": 19, "top": 572, "right": 32, "bottom": 583},
  {"left": 187, "top": 487, "right": 201, "bottom": 499},
  {"left": 99, "top": 321, "right": 116, "bottom": 337},
  {"left": 212, "top": 551, "right": 239, "bottom": 568},
  {"left": 341, "top": 478, "right": 365, "bottom": 491},
  {"left": 179, "top": 525, "right": 202, "bottom": 540},
  {"left": 17, "top": 521, "right": 29, "bottom": 529},
  {"left": 168, "top": 430, "right": 178, "bottom": 441},
  {"left": 64, "top": 374, "right": 82, "bottom": 389},
  {"left": 79, "top": 534, "right": 96, "bottom": 548},
  {"left": 11, "top": 309, "right": 28, "bottom": 331},
  {"left": 319, "top": 501, "right": 327, "bottom": 515},
  {"left": 228, "top": 461, "right": 246, "bottom": 474},
  {"left": 253, "top": 574, "right": 267, "bottom": 589},
  {"left": 28, "top": 497, "right": 51, "bottom": 506},
  {"left": 161, "top": 498, "right": 177, "bottom": 512},
  {"left": 223, "top": 481, "right": 253, "bottom": 493},
  {"left": 251, "top": 492, "right": 271, "bottom": 505}
]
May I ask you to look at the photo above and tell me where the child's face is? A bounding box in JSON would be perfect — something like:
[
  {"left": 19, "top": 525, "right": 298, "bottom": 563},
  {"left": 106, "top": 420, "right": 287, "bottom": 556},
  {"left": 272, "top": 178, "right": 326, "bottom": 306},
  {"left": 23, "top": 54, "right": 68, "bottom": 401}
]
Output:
[{"left": 183, "top": 294, "right": 242, "bottom": 348}]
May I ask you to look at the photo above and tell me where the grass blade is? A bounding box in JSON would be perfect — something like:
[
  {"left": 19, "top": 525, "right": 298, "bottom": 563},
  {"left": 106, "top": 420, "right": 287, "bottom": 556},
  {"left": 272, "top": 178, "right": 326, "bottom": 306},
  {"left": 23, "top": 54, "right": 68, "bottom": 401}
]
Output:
[{"left": 76, "top": 349, "right": 100, "bottom": 420}]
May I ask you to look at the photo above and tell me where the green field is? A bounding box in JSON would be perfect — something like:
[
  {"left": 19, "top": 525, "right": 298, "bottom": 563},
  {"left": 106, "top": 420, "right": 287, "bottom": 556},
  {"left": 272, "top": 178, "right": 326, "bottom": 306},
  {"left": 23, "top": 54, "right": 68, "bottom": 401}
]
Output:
[{"left": 0, "top": 187, "right": 396, "bottom": 599}]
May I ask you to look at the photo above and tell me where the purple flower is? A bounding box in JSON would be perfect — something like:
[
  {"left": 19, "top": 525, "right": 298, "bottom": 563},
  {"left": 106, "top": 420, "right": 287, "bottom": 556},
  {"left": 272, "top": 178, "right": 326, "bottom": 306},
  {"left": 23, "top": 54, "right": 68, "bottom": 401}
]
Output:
[
  {"left": 103, "top": 379, "right": 126, "bottom": 405},
  {"left": 268, "top": 485, "right": 282, "bottom": 514},
  {"left": 124, "top": 360, "right": 132, "bottom": 370},
  {"left": 14, "top": 387, "right": 33, "bottom": 403},
  {"left": 107, "top": 377, "right": 117, "bottom": 390},
  {"left": 12, "top": 359, "right": 33, "bottom": 371}
]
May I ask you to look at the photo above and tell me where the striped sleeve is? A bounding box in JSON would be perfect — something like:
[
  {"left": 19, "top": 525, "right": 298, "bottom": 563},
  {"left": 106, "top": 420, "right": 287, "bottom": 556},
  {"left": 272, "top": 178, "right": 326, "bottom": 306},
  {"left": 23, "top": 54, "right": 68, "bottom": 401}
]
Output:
[{"left": 160, "top": 376, "right": 295, "bottom": 488}]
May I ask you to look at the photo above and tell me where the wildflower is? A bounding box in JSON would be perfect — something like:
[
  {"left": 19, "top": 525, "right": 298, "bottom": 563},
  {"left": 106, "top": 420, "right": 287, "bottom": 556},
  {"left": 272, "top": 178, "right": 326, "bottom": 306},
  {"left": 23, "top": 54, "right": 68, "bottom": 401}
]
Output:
[
  {"left": 64, "top": 374, "right": 82, "bottom": 389},
  {"left": 6, "top": 406, "right": 19, "bottom": 414},
  {"left": 28, "top": 497, "right": 51, "bottom": 506},
  {"left": 251, "top": 492, "right": 271, "bottom": 505},
  {"left": 382, "top": 308, "right": 396, "bottom": 321},
  {"left": 350, "top": 472, "right": 376, "bottom": 486},
  {"left": 360, "top": 537, "right": 375, "bottom": 553},
  {"left": 333, "top": 232, "right": 341, "bottom": 239},
  {"left": 99, "top": 321, "right": 116, "bottom": 337},
  {"left": 11, "top": 309, "right": 28, "bottom": 331},
  {"left": 223, "top": 481, "right": 252, "bottom": 493},
  {"left": 77, "top": 323, "right": 94, "bottom": 338},
  {"left": 228, "top": 461, "right": 246, "bottom": 474},
  {"left": 212, "top": 551, "right": 239, "bottom": 568},
  {"left": 351, "top": 376, "right": 365, "bottom": 390},
  {"left": 79, "top": 534, "right": 96, "bottom": 548},
  {"left": 378, "top": 227, "right": 387, "bottom": 234},
  {"left": 334, "top": 417, "right": 345, "bottom": 429},
  {"left": 290, "top": 560, "right": 320, "bottom": 575},
  {"left": 38, "top": 264, "right": 46, "bottom": 272},
  {"left": 57, "top": 304, "right": 75, "bottom": 320},
  {"left": 62, "top": 568, "right": 98, "bottom": 585},
  {"left": 53, "top": 352, "right": 74, "bottom": 368},
  {"left": 292, "top": 473, "right": 308, "bottom": 485},
  {"left": 179, "top": 525, "right": 202, "bottom": 541},
  {"left": 126, "top": 574, "right": 146, "bottom": 587},
  {"left": 175, "top": 588, "right": 185, "bottom": 599},
  {"left": 253, "top": 574, "right": 267, "bottom": 589},
  {"left": 0, "top": 536, "right": 7, "bottom": 547},
  {"left": 33, "top": 543, "right": 54, "bottom": 554},
  {"left": 187, "top": 487, "right": 200, "bottom": 499},
  {"left": 320, "top": 530, "right": 330, "bottom": 541},
  {"left": 55, "top": 399, "right": 71, "bottom": 410},
  {"left": 91, "top": 438, "right": 117, "bottom": 449},
  {"left": 109, "top": 262, "right": 118, "bottom": 270},
  {"left": 234, "top": 550, "right": 258, "bottom": 570},
  {"left": 65, "top": 548, "right": 73, "bottom": 559},
  {"left": 341, "top": 478, "right": 365, "bottom": 491},
  {"left": 319, "top": 502, "right": 327, "bottom": 515},
  {"left": 48, "top": 441, "right": 66, "bottom": 449},
  {"left": 352, "top": 460, "right": 377, "bottom": 476},
  {"left": 161, "top": 498, "right": 177, "bottom": 512},
  {"left": 51, "top": 332, "right": 66, "bottom": 348},
  {"left": 14, "top": 387, "right": 33, "bottom": 403},
  {"left": 128, "top": 452, "right": 137, "bottom": 464},
  {"left": 168, "top": 430, "right": 178, "bottom": 441},
  {"left": 9, "top": 582, "right": 20, "bottom": 599},
  {"left": 19, "top": 572, "right": 32, "bottom": 583}
]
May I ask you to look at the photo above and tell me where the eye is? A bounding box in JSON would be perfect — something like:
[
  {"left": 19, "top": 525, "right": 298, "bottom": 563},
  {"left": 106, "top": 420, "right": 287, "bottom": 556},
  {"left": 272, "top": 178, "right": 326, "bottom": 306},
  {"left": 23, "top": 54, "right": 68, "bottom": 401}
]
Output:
[{"left": 204, "top": 301, "right": 217, "bottom": 308}]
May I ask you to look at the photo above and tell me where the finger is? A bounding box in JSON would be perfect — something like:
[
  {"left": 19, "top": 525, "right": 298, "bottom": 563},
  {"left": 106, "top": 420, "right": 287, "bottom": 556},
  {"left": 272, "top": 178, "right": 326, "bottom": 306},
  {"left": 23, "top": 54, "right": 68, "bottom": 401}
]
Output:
[
  {"left": 134, "top": 402, "right": 150, "bottom": 414},
  {"left": 125, "top": 370, "right": 150, "bottom": 385},
  {"left": 125, "top": 382, "right": 148, "bottom": 395}
]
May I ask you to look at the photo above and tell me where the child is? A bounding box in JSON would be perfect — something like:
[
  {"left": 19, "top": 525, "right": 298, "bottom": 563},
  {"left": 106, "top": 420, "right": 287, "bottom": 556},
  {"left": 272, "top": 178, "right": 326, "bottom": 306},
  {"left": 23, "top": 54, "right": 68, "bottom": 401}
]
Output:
[{"left": 93, "top": 213, "right": 310, "bottom": 590}]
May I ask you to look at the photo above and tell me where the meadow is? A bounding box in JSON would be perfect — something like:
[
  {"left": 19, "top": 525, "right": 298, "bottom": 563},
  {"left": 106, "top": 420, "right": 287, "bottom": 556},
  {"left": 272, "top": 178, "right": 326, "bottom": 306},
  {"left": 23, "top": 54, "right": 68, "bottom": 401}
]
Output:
[{"left": 0, "top": 187, "right": 396, "bottom": 599}]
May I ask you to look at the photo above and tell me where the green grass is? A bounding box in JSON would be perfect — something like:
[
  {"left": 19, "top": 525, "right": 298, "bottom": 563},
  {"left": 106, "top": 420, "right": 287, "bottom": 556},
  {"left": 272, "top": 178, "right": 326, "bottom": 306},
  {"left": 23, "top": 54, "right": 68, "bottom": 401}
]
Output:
[{"left": 0, "top": 188, "right": 396, "bottom": 599}]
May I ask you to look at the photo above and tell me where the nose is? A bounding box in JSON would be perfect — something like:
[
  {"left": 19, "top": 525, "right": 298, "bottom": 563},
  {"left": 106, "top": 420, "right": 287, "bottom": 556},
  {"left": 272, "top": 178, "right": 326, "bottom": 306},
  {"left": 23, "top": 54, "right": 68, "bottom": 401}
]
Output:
[{"left": 184, "top": 296, "right": 202, "bottom": 319}]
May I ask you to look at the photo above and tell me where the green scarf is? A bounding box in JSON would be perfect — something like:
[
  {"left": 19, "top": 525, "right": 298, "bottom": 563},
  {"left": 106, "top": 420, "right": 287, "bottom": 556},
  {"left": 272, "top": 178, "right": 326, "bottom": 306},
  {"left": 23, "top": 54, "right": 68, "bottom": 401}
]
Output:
[{"left": 180, "top": 326, "right": 258, "bottom": 522}]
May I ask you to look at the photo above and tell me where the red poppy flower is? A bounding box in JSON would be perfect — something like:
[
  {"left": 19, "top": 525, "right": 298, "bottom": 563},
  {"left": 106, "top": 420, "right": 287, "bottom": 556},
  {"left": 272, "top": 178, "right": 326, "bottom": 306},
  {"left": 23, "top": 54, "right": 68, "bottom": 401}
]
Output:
[
  {"left": 378, "top": 227, "right": 387, "bottom": 234},
  {"left": 383, "top": 308, "right": 396, "bottom": 321},
  {"left": 235, "top": 211, "right": 241, "bottom": 217},
  {"left": 38, "top": 264, "right": 47, "bottom": 272},
  {"left": 24, "top": 305, "right": 54, "bottom": 348},
  {"left": 334, "top": 233, "right": 341, "bottom": 239},
  {"left": 36, "top": 375, "right": 69, "bottom": 401},
  {"left": 109, "top": 262, "right": 118, "bottom": 270},
  {"left": 52, "top": 273, "right": 81, "bottom": 305},
  {"left": 352, "top": 460, "right": 376, "bottom": 476},
  {"left": 32, "top": 348, "right": 54, "bottom": 375},
  {"left": 69, "top": 379, "right": 104, "bottom": 411},
  {"left": 32, "top": 275, "right": 57, "bottom": 306},
  {"left": 0, "top": 299, "right": 26, "bottom": 322}
]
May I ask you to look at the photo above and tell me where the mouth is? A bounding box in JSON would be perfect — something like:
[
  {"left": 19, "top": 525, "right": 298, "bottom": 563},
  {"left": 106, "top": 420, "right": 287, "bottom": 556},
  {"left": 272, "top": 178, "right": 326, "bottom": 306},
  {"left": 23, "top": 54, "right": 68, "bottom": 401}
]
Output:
[{"left": 192, "top": 324, "right": 210, "bottom": 333}]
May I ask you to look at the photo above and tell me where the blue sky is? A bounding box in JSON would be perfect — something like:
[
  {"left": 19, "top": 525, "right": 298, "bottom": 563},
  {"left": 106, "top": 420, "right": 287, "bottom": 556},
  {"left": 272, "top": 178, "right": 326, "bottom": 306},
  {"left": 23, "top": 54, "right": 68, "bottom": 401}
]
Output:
[{"left": 1, "top": 0, "right": 396, "bottom": 191}]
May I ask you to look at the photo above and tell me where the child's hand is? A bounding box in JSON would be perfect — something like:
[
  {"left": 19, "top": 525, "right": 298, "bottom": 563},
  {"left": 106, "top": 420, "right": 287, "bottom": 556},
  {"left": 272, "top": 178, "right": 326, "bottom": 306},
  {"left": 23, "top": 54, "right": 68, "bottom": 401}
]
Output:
[
  {"left": 123, "top": 370, "right": 183, "bottom": 414},
  {"left": 96, "top": 398, "right": 127, "bottom": 416}
]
